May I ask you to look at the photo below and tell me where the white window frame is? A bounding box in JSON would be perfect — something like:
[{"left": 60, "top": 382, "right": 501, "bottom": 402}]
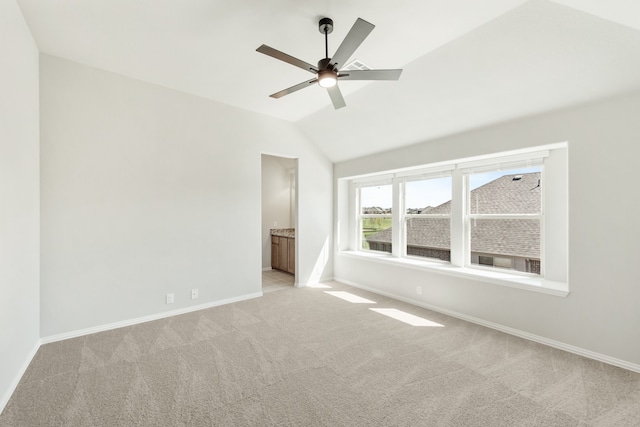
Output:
[
  {"left": 401, "top": 173, "right": 452, "bottom": 262},
  {"left": 355, "top": 180, "right": 393, "bottom": 253},
  {"left": 339, "top": 143, "right": 569, "bottom": 296},
  {"left": 462, "top": 161, "right": 544, "bottom": 276}
]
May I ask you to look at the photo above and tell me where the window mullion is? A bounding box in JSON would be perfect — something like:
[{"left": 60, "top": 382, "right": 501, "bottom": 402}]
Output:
[
  {"left": 450, "top": 168, "right": 465, "bottom": 267},
  {"left": 392, "top": 178, "right": 402, "bottom": 257},
  {"left": 355, "top": 186, "right": 362, "bottom": 251}
]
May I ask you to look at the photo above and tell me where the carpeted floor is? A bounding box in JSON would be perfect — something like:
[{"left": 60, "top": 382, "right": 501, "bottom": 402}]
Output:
[{"left": 1, "top": 276, "right": 639, "bottom": 426}]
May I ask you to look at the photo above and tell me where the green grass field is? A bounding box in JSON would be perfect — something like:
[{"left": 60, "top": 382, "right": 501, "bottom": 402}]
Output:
[{"left": 361, "top": 217, "right": 392, "bottom": 249}]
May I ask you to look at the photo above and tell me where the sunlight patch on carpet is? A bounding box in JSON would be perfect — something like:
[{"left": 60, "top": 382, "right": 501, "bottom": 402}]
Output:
[
  {"left": 370, "top": 308, "right": 444, "bottom": 327},
  {"left": 325, "top": 291, "right": 377, "bottom": 304}
]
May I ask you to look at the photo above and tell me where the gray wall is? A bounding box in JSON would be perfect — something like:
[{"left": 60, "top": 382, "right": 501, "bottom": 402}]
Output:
[
  {"left": 0, "top": 0, "right": 40, "bottom": 410},
  {"left": 335, "top": 90, "right": 640, "bottom": 368},
  {"left": 39, "top": 55, "right": 333, "bottom": 338}
]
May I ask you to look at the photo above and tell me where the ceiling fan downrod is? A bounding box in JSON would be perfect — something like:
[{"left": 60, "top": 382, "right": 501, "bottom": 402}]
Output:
[
  {"left": 316, "top": 18, "right": 337, "bottom": 87},
  {"left": 318, "top": 18, "right": 333, "bottom": 62}
]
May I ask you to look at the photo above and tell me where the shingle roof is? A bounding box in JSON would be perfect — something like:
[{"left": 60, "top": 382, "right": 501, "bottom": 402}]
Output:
[
  {"left": 468, "top": 172, "right": 540, "bottom": 215},
  {"left": 367, "top": 172, "right": 541, "bottom": 258}
]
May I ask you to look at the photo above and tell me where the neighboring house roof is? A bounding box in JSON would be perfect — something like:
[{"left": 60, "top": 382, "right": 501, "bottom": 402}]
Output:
[
  {"left": 363, "top": 207, "right": 389, "bottom": 214},
  {"left": 367, "top": 173, "right": 541, "bottom": 258}
]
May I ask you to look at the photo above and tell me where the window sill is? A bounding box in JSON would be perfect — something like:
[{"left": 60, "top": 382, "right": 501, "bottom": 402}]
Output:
[{"left": 338, "top": 250, "right": 569, "bottom": 297}]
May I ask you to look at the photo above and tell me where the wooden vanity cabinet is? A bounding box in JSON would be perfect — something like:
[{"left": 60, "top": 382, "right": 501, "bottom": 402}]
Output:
[
  {"left": 271, "top": 237, "right": 279, "bottom": 270},
  {"left": 271, "top": 235, "right": 295, "bottom": 274}
]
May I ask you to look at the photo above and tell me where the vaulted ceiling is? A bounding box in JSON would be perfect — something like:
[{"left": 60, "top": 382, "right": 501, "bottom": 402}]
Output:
[{"left": 16, "top": 0, "right": 640, "bottom": 162}]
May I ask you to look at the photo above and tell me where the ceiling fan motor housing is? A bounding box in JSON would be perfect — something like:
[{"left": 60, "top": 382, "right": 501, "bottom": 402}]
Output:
[
  {"left": 317, "top": 58, "right": 333, "bottom": 71},
  {"left": 317, "top": 58, "right": 338, "bottom": 87},
  {"left": 318, "top": 18, "right": 334, "bottom": 34}
]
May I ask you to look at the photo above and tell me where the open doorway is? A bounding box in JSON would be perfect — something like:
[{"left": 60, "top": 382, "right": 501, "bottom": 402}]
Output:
[{"left": 261, "top": 154, "right": 297, "bottom": 292}]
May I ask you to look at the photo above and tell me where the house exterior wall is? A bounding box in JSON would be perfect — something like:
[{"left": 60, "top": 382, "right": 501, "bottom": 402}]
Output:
[
  {"left": 367, "top": 244, "right": 538, "bottom": 274},
  {"left": 407, "top": 246, "right": 450, "bottom": 261},
  {"left": 470, "top": 253, "right": 539, "bottom": 274}
]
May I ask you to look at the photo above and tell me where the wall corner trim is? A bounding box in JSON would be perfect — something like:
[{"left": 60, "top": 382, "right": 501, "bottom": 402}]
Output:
[
  {"left": 0, "top": 341, "right": 40, "bottom": 414},
  {"left": 334, "top": 277, "right": 640, "bottom": 374},
  {"left": 40, "top": 292, "right": 263, "bottom": 345}
]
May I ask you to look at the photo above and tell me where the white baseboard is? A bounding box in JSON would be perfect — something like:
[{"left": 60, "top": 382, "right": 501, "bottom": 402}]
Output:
[
  {"left": 262, "top": 267, "right": 272, "bottom": 271},
  {"left": 335, "top": 277, "right": 640, "bottom": 373},
  {"left": 3, "top": 292, "right": 263, "bottom": 413},
  {"left": 0, "top": 341, "right": 40, "bottom": 414},
  {"left": 41, "top": 292, "right": 263, "bottom": 344}
]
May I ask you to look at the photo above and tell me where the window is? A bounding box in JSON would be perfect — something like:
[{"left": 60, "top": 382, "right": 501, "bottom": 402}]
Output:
[
  {"left": 404, "top": 176, "right": 452, "bottom": 261},
  {"left": 358, "top": 183, "right": 392, "bottom": 253},
  {"left": 467, "top": 165, "right": 543, "bottom": 274},
  {"left": 340, "top": 143, "right": 569, "bottom": 293}
]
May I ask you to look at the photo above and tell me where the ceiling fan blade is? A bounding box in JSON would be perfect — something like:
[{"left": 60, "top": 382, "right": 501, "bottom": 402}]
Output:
[
  {"left": 270, "top": 78, "right": 318, "bottom": 99},
  {"left": 338, "top": 69, "right": 403, "bottom": 81},
  {"left": 257, "top": 45, "right": 318, "bottom": 74},
  {"left": 327, "top": 85, "right": 346, "bottom": 109},
  {"left": 330, "top": 18, "right": 375, "bottom": 70}
]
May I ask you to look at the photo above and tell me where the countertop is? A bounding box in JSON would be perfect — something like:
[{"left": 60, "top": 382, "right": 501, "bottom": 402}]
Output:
[{"left": 270, "top": 228, "right": 295, "bottom": 238}]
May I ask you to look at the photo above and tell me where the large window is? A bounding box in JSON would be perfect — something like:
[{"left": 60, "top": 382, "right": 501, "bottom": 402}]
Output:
[
  {"left": 356, "top": 165, "right": 543, "bottom": 275},
  {"left": 344, "top": 144, "right": 568, "bottom": 289}
]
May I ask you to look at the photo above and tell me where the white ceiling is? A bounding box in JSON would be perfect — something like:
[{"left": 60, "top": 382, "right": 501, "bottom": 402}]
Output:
[{"left": 16, "top": 0, "right": 640, "bottom": 162}]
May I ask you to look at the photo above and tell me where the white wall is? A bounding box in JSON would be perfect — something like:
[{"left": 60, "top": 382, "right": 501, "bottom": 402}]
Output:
[
  {"left": 261, "top": 155, "right": 295, "bottom": 269},
  {"left": 334, "top": 91, "right": 640, "bottom": 368},
  {"left": 0, "top": 0, "right": 40, "bottom": 410},
  {"left": 39, "top": 55, "right": 333, "bottom": 337}
]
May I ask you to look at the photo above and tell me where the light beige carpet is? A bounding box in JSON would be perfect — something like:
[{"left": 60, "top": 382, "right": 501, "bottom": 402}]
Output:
[{"left": 1, "top": 280, "right": 639, "bottom": 426}]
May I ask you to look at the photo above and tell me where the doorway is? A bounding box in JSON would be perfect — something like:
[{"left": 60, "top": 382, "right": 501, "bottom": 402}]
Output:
[{"left": 261, "top": 154, "right": 297, "bottom": 292}]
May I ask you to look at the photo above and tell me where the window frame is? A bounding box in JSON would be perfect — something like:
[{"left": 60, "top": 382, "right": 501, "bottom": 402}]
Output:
[
  {"left": 355, "top": 181, "right": 393, "bottom": 254},
  {"left": 462, "top": 163, "right": 544, "bottom": 276},
  {"left": 339, "top": 144, "right": 568, "bottom": 296},
  {"left": 401, "top": 173, "right": 452, "bottom": 262}
]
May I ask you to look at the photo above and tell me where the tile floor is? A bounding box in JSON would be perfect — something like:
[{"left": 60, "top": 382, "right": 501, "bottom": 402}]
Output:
[{"left": 262, "top": 269, "right": 295, "bottom": 293}]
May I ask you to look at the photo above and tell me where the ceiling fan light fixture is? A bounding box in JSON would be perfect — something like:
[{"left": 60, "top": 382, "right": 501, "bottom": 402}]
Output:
[
  {"left": 256, "top": 17, "right": 402, "bottom": 109},
  {"left": 317, "top": 70, "right": 337, "bottom": 88}
]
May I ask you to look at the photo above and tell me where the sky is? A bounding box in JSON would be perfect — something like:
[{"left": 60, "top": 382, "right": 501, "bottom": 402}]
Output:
[{"left": 361, "top": 166, "right": 541, "bottom": 209}]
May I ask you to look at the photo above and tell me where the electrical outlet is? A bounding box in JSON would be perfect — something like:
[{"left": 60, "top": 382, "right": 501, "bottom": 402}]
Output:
[
  {"left": 191, "top": 289, "right": 199, "bottom": 299},
  {"left": 166, "top": 293, "right": 174, "bottom": 304},
  {"left": 274, "top": 221, "right": 278, "bottom": 227},
  {"left": 416, "top": 286, "right": 423, "bottom": 296}
]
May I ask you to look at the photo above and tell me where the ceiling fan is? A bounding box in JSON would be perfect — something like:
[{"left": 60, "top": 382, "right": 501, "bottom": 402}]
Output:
[{"left": 256, "top": 17, "right": 402, "bottom": 109}]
